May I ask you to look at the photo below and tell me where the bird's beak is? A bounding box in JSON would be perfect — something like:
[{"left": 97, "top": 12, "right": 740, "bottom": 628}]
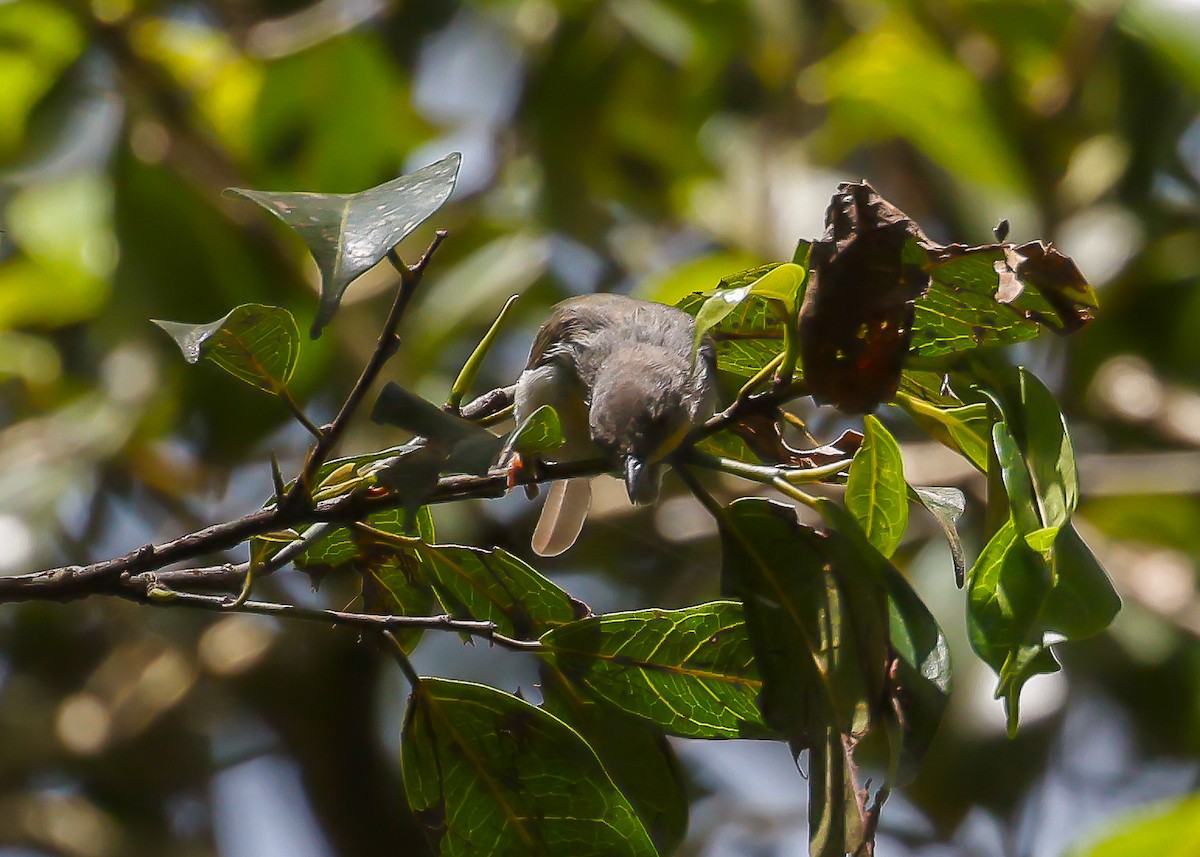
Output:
[{"left": 623, "top": 455, "right": 660, "bottom": 505}]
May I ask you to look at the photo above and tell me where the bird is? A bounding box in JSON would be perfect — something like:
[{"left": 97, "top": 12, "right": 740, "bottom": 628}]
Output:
[{"left": 513, "top": 293, "right": 718, "bottom": 557}]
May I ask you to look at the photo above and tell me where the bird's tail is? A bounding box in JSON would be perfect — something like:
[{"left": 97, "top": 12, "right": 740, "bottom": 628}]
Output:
[{"left": 532, "top": 478, "right": 592, "bottom": 557}]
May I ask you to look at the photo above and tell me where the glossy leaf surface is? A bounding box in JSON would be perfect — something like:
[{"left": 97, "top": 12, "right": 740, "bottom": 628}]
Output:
[{"left": 227, "top": 153, "right": 461, "bottom": 337}]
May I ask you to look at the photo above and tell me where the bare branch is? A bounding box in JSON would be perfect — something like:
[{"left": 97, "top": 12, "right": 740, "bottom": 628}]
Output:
[{"left": 284, "top": 230, "right": 448, "bottom": 510}]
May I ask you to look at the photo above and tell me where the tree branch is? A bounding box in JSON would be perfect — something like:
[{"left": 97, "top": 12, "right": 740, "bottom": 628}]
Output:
[
  {"left": 284, "top": 231, "right": 448, "bottom": 510},
  {"left": 0, "top": 456, "right": 610, "bottom": 604}
]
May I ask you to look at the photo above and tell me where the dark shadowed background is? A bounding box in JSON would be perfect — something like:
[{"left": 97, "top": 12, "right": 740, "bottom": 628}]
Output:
[{"left": 0, "top": 0, "right": 1198, "bottom": 855}]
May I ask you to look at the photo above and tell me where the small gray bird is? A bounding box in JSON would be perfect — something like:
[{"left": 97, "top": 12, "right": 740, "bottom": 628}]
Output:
[{"left": 514, "top": 294, "right": 718, "bottom": 556}]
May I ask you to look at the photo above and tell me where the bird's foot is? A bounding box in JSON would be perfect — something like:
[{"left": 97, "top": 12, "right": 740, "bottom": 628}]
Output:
[{"left": 505, "top": 452, "right": 542, "bottom": 499}]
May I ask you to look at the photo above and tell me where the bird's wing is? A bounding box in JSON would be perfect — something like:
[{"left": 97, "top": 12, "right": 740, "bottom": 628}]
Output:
[
  {"left": 525, "top": 294, "right": 637, "bottom": 369},
  {"left": 531, "top": 477, "right": 593, "bottom": 557}
]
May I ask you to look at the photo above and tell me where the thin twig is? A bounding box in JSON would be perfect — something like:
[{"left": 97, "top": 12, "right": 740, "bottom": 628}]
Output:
[
  {"left": 382, "top": 631, "right": 423, "bottom": 688},
  {"left": 284, "top": 230, "right": 448, "bottom": 510},
  {"left": 126, "top": 582, "right": 541, "bottom": 651}
]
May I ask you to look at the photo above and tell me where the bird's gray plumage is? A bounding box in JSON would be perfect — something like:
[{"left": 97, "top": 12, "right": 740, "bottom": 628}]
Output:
[
  {"left": 522, "top": 294, "right": 716, "bottom": 462},
  {"left": 515, "top": 294, "right": 717, "bottom": 555}
]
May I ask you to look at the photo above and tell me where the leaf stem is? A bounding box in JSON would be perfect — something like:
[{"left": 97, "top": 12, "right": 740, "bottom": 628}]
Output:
[
  {"left": 775, "top": 314, "right": 801, "bottom": 388},
  {"left": 280, "top": 388, "right": 324, "bottom": 440},
  {"left": 735, "top": 353, "right": 784, "bottom": 403},
  {"left": 675, "top": 464, "right": 728, "bottom": 527},
  {"left": 683, "top": 450, "right": 851, "bottom": 487}
]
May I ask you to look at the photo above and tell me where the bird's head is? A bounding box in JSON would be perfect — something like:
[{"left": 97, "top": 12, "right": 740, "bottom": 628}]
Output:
[{"left": 588, "top": 346, "right": 713, "bottom": 504}]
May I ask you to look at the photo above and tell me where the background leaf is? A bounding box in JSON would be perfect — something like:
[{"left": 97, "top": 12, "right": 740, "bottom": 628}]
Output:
[
  {"left": 153, "top": 303, "right": 300, "bottom": 394},
  {"left": 1068, "top": 795, "right": 1200, "bottom": 857},
  {"left": 402, "top": 678, "right": 658, "bottom": 857},
  {"left": 226, "top": 152, "right": 461, "bottom": 337}
]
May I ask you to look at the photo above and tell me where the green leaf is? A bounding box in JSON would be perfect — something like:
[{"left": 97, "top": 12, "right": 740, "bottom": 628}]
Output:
[
  {"left": 226, "top": 152, "right": 461, "bottom": 338},
  {"left": 1041, "top": 525, "right": 1121, "bottom": 640},
  {"left": 153, "top": 303, "right": 300, "bottom": 395},
  {"left": 968, "top": 367, "right": 1119, "bottom": 734},
  {"left": 991, "top": 420, "right": 1042, "bottom": 537},
  {"left": 676, "top": 263, "right": 788, "bottom": 377},
  {"left": 539, "top": 664, "right": 688, "bottom": 857},
  {"left": 417, "top": 544, "right": 582, "bottom": 639},
  {"left": 911, "top": 249, "right": 1040, "bottom": 358},
  {"left": 911, "top": 486, "right": 967, "bottom": 587},
  {"left": 540, "top": 602, "right": 768, "bottom": 739},
  {"left": 895, "top": 391, "right": 990, "bottom": 472},
  {"left": 1013, "top": 369, "right": 1078, "bottom": 533},
  {"left": 1068, "top": 795, "right": 1200, "bottom": 857},
  {"left": 357, "top": 509, "right": 438, "bottom": 654},
  {"left": 882, "top": 565, "right": 951, "bottom": 784},
  {"left": 912, "top": 243, "right": 1099, "bottom": 359},
  {"left": 845, "top": 415, "right": 909, "bottom": 557},
  {"left": 510, "top": 404, "right": 565, "bottom": 458},
  {"left": 299, "top": 506, "right": 434, "bottom": 572},
  {"left": 748, "top": 262, "right": 807, "bottom": 313},
  {"left": 402, "top": 678, "right": 658, "bottom": 857},
  {"left": 691, "top": 282, "right": 752, "bottom": 355},
  {"left": 695, "top": 428, "right": 762, "bottom": 464},
  {"left": 721, "top": 499, "right": 889, "bottom": 741},
  {"left": 966, "top": 518, "right": 1057, "bottom": 734}
]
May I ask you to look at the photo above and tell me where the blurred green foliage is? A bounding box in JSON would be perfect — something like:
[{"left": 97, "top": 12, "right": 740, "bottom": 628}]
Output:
[{"left": 1, "top": 0, "right": 1198, "bottom": 855}]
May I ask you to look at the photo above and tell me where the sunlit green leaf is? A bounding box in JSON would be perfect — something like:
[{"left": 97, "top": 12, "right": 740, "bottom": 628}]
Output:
[
  {"left": 896, "top": 391, "right": 990, "bottom": 472},
  {"left": 912, "top": 244, "right": 1099, "bottom": 359},
  {"left": 967, "top": 518, "right": 1056, "bottom": 734},
  {"left": 540, "top": 602, "right": 767, "bottom": 739},
  {"left": 676, "top": 263, "right": 787, "bottom": 376},
  {"left": 226, "top": 152, "right": 460, "bottom": 337},
  {"left": 153, "top": 304, "right": 300, "bottom": 395},
  {"left": 1041, "top": 525, "right": 1122, "bottom": 640},
  {"left": 845, "top": 415, "right": 909, "bottom": 557},
  {"left": 402, "top": 678, "right": 657, "bottom": 857}
]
